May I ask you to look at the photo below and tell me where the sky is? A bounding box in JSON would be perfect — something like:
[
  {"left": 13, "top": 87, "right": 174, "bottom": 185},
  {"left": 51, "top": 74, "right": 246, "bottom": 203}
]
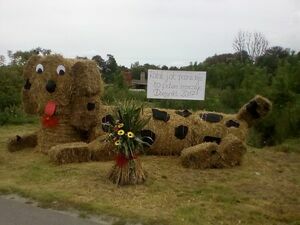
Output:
[{"left": 0, "top": 0, "right": 299, "bottom": 67}]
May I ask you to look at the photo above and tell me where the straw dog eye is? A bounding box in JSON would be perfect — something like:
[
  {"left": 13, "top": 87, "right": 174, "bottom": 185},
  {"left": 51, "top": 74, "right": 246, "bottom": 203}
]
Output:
[
  {"left": 36, "top": 64, "right": 44, "bottom": 74},
  {"left": 56, "top": 65, "right": 65, "bottom": 75}
]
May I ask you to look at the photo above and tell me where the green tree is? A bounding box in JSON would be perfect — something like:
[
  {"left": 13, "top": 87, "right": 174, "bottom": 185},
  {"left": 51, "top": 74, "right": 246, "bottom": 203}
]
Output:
[
  {"left": 8, "top": 47, "right": 51, "bottom": 66},
  {"left": 92, "top": 55, "right": 106, "bottom": 71},
  {"left": 0, "top": 55, "right": 5, "bottom": 66}
]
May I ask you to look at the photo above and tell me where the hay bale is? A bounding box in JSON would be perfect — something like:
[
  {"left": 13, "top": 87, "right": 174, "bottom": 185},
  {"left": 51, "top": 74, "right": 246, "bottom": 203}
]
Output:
[
  {"left": 180, "top": 142, "right": 221, "bottom": 169},
  {"left": 88, "top": 135, "right": 115, "bottom": 161},
  {"left": 49, "top": 142, "right": 91, "bottom": 164},
  {"left": 71, "top": 60, "right": 103, "bottom": 96},
  {"left": 22, "top": 90, "right": 38, "bottom": 115},
  {"left": 219, "top": 134, "right": 247, "bottom": 167},
  {"left": 70, "top": 95, "right": 101, "bottom": 131},
  {"left": 26, "top": 55, "right": 75, "bottom": 113},
  {"left": 37, "top": 118, "right": 82, "bottom": 154},
  {"left": 7, "top": 133, "right": 37, "bottom": 152},
  {"left": 237, "top": 95, "right": 272, "bottom": 127}
]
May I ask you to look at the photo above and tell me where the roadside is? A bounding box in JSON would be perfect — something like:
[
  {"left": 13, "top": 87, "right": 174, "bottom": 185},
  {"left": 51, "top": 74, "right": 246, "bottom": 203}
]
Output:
[{"left": 0, "top": 195, "right": 112, "bottom": 225}]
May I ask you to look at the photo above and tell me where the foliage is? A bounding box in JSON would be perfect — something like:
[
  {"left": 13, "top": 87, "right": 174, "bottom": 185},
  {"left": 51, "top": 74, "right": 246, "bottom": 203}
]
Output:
[
  {"left": 105, "top": 100, "right": 150, "bottom": 159},
  {"left": 0, "top": 64, "right": 37, "bottom": 125},
  {"left": 0, "top": 65, "right": 23, "bottom": 109},
  {"left": 0, "top": 55, "right": 5, "bottom": 66},
  {"left": 130, "top": 62, "right": 159, "bottom": 80},
  {"left": 0, "top": 105, "right": 37, "bottom": 125},
  {"left": 8, "top": 47, "right": 51, "bottom": 66},
  {"left": 92, "top": 54, "right": 120, "bottom": 83}
]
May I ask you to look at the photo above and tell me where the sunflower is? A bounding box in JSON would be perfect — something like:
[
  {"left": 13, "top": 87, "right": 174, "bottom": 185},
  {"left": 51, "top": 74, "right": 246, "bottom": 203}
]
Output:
[
  {"left": 117, "top": 130, "right": 125, "bottom": 136},
  {"left": 115, "top": 140, "right": 121, "bottom": 146},
  {"left": 127, "top": 131, "right": 135, "bottom": 138}
]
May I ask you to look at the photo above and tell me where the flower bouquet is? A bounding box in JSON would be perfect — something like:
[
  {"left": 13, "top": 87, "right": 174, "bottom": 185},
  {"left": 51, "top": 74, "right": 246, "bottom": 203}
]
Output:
[{"left": 105, "top": 100, "right": 151, "bottom": 185}]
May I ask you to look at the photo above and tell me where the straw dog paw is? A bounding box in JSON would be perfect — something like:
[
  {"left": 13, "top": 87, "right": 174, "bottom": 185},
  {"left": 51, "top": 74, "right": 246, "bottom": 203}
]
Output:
[
  {"left": 7, "top": 133, "right": 37, "bottom": 152},
  {"left": 180, "top": 134, "right": 246, "bottom": 169}
]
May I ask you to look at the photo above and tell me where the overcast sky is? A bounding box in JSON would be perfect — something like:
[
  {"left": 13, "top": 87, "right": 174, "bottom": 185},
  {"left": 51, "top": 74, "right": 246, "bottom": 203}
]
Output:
[{"left": 0, "top": 0, "right": 299, "bottom": 66}]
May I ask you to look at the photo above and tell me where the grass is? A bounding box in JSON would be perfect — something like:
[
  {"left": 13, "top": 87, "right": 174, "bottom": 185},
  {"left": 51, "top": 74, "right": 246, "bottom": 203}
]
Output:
[{"left": 0, "top": 124, "right": 299, "bottom": 225}]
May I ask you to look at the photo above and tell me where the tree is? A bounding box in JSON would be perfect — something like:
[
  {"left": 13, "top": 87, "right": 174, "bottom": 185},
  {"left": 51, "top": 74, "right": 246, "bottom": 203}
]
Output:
[
  {"left": 233, "top": 31, "right": 269, "bottom": 62},
  {"left": 106, "top": 54, "right": 118, "bottom": 74},
  {"left": 76, "top": 56, "right": 88, "bottom": 60},
  {"left": 256, "top": 46, "right": 291, "bottom": 76},
  {"left": 233, "top": 31, "right": 246, "bottom": 61},
  {"left": 8, "top": 47, "right": 51, "bottom": 66},
  {"left": 92, "top": 55, "right": 106, "bottom": 71},
  {"left": 0, "top": 55, "right": 5, "bottom": 66},
  {"left": 265, "top": 46, "right": 290, "bottom": 58}
]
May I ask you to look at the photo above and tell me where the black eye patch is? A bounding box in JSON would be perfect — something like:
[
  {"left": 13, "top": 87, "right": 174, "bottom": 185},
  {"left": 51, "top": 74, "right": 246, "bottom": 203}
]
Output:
[
  {"left": 24, "top": 79, "right": 31, "bottom": 90},
  {"left": 200, "top": 113, "right": 223, "bottom": 123},
  {"left": 175, "top": 109, "right": 192, "bottom": 117},
  {"left": 246, "top": 100, "right": 260, "bottom": 119},
  {"left": 226, "top": 120, "right": 240, "bottom": 128},
  {"left": 152, "top": 108, "right": 170, "bottom": 122},
  {"left": 87, "top": 103, "right": 95, "bottom": 111},
  {"left": 174, "top": 125, "right": 188, "bottom": 140},
  {"left": 203, "top": 136, "right": 221, "bottom": 145}
]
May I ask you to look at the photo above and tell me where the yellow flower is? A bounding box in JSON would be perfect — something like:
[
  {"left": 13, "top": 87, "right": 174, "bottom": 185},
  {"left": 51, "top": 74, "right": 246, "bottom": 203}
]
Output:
[
  {"left": 117, "top": 123, "right": 124, "bottom": 128},
  {"left": 115, "top": 140, "right": 121, "bottom": 146},
  {"left": 127, "top": 131, "right": 135, "bottom": 138},
  {"left": 117, "top": 130, "right": 125, "bottom": 136}
]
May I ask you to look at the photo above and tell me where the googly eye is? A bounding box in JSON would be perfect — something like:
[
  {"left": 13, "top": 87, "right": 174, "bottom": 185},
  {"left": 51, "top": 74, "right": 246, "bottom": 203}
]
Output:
[
  {"left": 36, "top": 64, "right": 44, "bottom": 74},
  {"left": 56, "top": 65, "right": 65, "bottom": 75}
]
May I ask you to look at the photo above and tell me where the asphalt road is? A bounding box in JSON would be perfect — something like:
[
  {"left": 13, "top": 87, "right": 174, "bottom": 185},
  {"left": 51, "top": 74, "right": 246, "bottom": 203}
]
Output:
[{"left": 0, "top": 196, "right": 110, "bottom": 225}]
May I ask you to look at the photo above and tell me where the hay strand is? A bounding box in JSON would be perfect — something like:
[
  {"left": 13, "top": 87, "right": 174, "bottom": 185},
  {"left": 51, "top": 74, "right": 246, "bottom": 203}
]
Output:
[{"left": 108, "top": 157, "right": 147, "bottom": 185}]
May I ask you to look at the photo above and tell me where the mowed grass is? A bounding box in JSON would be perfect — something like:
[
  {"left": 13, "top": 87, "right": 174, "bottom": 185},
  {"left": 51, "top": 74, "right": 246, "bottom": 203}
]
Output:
[{"left": 0, "top": 124, "right": 299, "bottom": 225}]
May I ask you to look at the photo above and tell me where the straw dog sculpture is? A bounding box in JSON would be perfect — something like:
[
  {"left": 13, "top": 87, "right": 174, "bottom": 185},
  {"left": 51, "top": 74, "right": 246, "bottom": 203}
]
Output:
[
  {"left": 8, "top": 55, "right": 272, "bottom": 169},
  {"left": 7, "top": 54, "right": 105, "bottom": 162},
  {"left": 98, "top": 95, "right": 271, "bottom": 169}
]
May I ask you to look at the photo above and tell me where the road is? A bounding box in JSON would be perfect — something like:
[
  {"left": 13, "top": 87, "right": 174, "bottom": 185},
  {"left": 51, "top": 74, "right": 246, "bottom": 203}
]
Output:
[{"left": 0, "top": 196, "right": 110, "bottom": 225}]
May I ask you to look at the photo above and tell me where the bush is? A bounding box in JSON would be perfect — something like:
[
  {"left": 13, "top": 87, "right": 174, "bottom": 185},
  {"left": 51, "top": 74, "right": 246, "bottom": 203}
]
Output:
[{"left": 0, "top": 105, "right": 37, "bottom": 125}]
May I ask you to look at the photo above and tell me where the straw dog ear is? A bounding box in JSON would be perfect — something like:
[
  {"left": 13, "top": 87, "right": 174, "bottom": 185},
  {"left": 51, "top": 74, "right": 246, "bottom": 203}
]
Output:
[
  {"left": 71, "top": 61, "right": 103, "bottom": 96},
  {"left": 70, "top": 61, "right": 103, "bottom": 131}
]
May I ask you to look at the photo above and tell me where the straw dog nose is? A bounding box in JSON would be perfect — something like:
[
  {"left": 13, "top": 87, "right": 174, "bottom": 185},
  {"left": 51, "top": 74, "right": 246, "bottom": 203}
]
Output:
[{"left": 46, "top": 80, "right": 56, "bottom": 93}]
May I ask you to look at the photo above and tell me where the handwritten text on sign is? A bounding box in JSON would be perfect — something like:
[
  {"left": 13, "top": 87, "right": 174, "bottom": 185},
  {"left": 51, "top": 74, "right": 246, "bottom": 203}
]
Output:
[{"left": 147, "top": 70, "right": 206, "bottom": 100}]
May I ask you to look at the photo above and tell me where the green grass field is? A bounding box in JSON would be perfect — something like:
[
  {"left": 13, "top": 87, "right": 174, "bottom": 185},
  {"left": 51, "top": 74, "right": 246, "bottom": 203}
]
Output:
[{"left": 0, "top": 124, "right": 299, "bottom": 225}]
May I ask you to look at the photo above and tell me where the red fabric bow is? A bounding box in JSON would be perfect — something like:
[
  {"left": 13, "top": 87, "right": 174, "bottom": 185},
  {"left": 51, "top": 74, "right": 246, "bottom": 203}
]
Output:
[
  {"left": 42, "top": 115, "right": 59, "bottom": 128},
  {"left": 116, "top": 154, "right": 129, "bottom": 167},
  {"left": 115, "top": 153, "right": 138, "bottom": 167}
]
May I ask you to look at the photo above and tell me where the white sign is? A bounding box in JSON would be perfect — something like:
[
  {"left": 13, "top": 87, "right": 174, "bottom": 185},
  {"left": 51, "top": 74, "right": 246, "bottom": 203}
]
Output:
[{"left": 147, "top": 70, "right": 206, "bottom": 100}]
